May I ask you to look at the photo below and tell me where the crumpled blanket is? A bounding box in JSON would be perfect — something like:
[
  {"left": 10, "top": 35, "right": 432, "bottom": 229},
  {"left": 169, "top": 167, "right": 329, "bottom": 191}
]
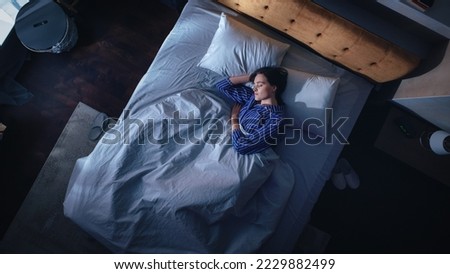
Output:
[{"left": 64, "top": 89, "right": 294, "bottom": 253}]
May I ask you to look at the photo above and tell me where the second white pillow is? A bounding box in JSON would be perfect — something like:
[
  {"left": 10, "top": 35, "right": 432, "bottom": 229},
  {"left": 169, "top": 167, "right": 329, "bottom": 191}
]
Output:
[{"left": 282, "top": 68, "right": 340, "bottom": 137}]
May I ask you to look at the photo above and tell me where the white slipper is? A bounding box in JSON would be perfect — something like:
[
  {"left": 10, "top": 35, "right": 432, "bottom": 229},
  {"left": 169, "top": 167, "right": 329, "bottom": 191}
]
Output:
[
  {"left": 332, "top": 158, "right": 360, "bottom": 190},
  {"left": 345, "top": 170, "right": 360, "bottom": 190},
  {"left": 331, "top": 172, "right": 347, "bottom": 190}
]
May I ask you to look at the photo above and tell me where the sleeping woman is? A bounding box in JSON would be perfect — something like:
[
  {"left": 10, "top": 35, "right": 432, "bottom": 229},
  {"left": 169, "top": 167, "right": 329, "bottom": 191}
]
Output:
[{"left": 216, "top": 66, "right": 288, "bottom": 154}]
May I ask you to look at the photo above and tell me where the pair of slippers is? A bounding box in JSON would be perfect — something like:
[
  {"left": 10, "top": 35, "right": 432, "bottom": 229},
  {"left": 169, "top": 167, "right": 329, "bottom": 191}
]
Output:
[
  {"left": 331, "top": 158, "right": 360, "bottom": 190},
  {"left": 88, "top": 112, "right": 117, "bottom": 141}
]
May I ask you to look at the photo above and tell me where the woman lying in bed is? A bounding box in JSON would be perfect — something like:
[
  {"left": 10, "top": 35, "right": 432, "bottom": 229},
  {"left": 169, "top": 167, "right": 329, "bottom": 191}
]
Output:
[{"left": 216, "top": 67, "right": 288, "bottom": 155}]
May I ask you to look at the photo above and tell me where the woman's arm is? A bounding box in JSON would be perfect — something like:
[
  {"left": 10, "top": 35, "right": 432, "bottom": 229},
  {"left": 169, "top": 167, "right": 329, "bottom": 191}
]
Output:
[
  {"left": 216, "top": 76, "right": 253, "bottom": 105},
  {"left": 229, "top": 75, "right": 250, "bottom": 85},
  {"left": 231, "top": 111, "right": 284, "bottom": 155}
]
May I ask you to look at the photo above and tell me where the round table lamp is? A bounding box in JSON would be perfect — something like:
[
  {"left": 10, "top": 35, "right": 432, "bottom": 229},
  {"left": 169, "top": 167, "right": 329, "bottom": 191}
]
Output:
[{"left": 420, "top": 130, "right": 450, "bottom": 155}]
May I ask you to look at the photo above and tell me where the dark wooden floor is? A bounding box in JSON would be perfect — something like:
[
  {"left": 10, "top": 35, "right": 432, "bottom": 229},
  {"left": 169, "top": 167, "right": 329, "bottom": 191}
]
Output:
[
  {"left": 0, "top": 0, "right": 179, "bottom": 238},
  {"left": 1, "top": 0, "right": 450, "bottom": 254}
]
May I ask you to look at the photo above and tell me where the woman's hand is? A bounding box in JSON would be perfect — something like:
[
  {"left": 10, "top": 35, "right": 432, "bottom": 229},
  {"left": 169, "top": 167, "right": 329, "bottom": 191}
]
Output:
[
  {"left": 231, "top": 104, "right": 241, "bottom": 131},
  {"left": 229, "top": 75, "right": 250, "bottom": 85}
]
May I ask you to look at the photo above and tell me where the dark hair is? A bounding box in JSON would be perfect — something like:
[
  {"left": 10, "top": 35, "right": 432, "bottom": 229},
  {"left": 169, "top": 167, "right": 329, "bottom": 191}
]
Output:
[{"left": 249, "top": 67, "right": 288, "bottom": 104}]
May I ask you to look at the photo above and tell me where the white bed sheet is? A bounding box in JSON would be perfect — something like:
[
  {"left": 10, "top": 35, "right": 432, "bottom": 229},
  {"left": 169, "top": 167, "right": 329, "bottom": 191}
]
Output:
[{"left": 120, "top": 0, "right": 372, "bottom": 252}]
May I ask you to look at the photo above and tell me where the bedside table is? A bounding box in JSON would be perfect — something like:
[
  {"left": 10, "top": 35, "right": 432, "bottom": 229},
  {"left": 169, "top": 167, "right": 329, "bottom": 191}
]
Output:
[{"left": 375, "top": 104, "right": 450, "bottom": 185}]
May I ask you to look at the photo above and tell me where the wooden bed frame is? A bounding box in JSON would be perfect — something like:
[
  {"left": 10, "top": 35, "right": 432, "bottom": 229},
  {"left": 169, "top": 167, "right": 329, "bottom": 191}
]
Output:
[{"left": 217, "top": 0, "right": 420, "bottom": 83}]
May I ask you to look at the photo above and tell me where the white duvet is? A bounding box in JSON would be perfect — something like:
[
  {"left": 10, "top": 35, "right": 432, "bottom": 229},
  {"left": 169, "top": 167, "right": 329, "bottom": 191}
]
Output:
[{"left": 63, "top": 89, "right": 294, "bottom": 253}]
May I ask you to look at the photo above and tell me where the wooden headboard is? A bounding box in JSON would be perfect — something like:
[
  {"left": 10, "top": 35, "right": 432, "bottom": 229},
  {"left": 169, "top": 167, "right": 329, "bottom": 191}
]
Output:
[{"left": 217, "top": 0, "right": 421, "bottom": 83}]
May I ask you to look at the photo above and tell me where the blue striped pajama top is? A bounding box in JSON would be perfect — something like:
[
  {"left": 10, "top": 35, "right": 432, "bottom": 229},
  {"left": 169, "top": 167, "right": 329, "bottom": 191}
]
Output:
[{"left": 216, "top": 78, "right": 285, "bottom": 155}]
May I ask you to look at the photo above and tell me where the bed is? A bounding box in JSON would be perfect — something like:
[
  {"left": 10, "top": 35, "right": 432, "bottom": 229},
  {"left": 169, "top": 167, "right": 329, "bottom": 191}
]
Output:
[{"left": 63, "top": 0, "right": 420, "bottom": 253}]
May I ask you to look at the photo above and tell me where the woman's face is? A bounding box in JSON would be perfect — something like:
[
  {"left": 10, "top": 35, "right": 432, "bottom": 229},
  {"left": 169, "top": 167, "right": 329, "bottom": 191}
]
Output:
[{"left": 252, "top": 74, "right": 276, "bottom": 102}]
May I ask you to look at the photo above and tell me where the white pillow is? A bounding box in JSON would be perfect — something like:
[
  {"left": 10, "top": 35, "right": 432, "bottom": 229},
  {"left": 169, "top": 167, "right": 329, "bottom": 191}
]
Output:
[
  {"left": 282, "top": 68, "right": 340, "bottom": 137},
  {"left": 198, "top": 13, "right": 290, "bottom": 76}
]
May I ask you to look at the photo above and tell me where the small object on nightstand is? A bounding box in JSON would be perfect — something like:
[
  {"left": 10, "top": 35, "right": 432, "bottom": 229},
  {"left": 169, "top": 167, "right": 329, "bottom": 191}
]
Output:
[
  {"left": 420, "top": 130, "right": 450, "bottom": 155},
  {"left": 394, "top": 116, "right": 417, "bottom": 138}
]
